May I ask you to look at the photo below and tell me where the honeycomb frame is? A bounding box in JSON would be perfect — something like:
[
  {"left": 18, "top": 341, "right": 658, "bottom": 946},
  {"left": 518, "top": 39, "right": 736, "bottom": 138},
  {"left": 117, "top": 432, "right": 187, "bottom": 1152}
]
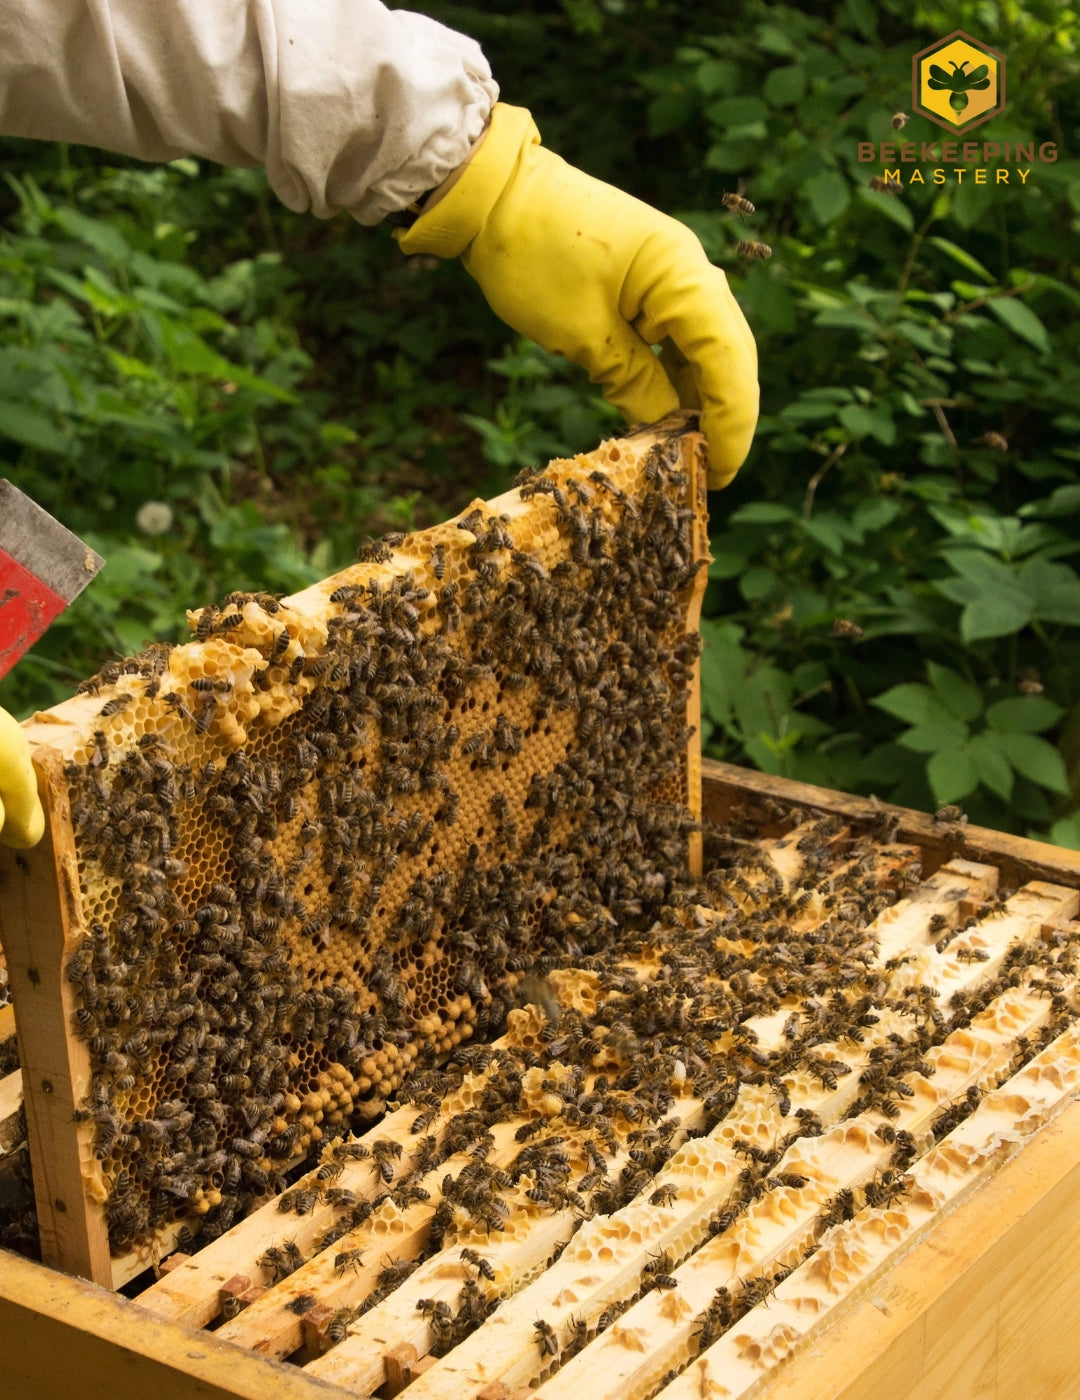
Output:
[{"left": 0, "top": 414, "right": 709, "bottom": 1283}]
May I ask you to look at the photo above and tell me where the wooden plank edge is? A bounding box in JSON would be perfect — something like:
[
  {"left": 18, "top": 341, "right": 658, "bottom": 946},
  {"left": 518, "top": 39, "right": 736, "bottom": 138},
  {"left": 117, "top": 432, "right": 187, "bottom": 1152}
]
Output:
[
  {"left": 0, "top": 1068, "right": 23, "bottom": 1154},
  {"left": 685, "top": 430, "right": 709, "bottom": 880},
  {"left": 0, "top": 1247, "right": 347, "bottom": 1400},
  {"left": 750, "top": 1088, "right": 1080, "bottom": 1400},
  {"left": 0, "top": 746, "right": 112, "bottom": 1283},
  {"left": 701, "top": 758, "right": 1080, "bottom": 888}
]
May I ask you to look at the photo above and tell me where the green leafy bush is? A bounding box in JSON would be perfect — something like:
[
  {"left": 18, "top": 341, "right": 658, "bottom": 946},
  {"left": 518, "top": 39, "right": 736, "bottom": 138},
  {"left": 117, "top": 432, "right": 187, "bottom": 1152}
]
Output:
[
  {"left": 0, "top": 150, "right": 492, "bottom": 712},
  {"left": 626, "top": 0, "right": 1080, "bottom": 842}
]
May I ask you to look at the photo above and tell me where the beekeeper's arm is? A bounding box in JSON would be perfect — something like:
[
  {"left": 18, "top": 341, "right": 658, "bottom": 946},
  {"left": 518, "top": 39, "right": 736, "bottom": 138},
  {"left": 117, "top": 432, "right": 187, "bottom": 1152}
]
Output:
[{"left": 0, "top": 0, "right": 757, "bottom": 483}]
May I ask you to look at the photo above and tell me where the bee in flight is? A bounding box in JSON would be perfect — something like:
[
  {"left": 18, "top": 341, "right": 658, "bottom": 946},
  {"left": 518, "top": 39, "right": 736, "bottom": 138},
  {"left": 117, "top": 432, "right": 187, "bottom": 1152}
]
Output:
[
  {"left": 722, "top": 191, "right": 756, "bottom": 215},
  {"left": 927, "top": 60, "right": 991, "bottom": 114}
]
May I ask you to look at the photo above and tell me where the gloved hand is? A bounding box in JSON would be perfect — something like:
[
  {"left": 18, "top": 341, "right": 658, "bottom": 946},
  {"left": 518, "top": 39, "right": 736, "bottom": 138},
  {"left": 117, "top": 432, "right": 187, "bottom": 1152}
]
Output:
[
  {"left": 0, "top": 706, "right": 44, "bottom": 850},
  {"left": 397, "top": 104, "right": 758, "bottom": 488}
]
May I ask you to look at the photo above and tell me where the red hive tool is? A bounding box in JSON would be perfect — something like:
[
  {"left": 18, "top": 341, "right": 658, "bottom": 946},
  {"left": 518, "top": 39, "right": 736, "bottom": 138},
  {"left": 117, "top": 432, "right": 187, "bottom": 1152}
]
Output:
[{"left": 0, "top": 480, "right": 105, "bottom": 679}]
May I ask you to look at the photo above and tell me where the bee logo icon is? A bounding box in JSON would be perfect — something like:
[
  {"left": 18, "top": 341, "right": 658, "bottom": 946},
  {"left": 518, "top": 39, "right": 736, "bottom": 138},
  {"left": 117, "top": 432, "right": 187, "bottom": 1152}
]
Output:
[
  {"left": 927, "top": 60, "right": 991, "bottom": 115},
  {"left": 913, "top": 32, "right": 1004, "bottom": 134}
]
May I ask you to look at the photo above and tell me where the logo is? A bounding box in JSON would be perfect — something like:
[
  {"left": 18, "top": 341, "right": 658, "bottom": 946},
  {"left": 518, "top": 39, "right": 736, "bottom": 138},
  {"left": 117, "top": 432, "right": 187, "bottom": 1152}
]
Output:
[{"left": 913, "top": 31, "right": 1005, "bottom": 134}]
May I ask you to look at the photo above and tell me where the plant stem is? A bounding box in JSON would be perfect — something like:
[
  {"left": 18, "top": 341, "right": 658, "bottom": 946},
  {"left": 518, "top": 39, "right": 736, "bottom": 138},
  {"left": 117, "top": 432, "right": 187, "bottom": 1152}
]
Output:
[
  {"left": 802, "top": 441, "right": 848, "bottom": 519},
  {"left": 941, "top": 279, "right": 1035, "bottom": 327},
  {"left": 894, "top": 207, "right": 939, "bottom": 312}
]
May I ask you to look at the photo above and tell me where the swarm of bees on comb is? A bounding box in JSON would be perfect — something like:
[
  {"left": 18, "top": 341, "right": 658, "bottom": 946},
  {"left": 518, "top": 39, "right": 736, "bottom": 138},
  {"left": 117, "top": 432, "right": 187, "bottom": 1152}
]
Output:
[{"left": 11, "top": 416, "right": 709, "bottom": 1256}]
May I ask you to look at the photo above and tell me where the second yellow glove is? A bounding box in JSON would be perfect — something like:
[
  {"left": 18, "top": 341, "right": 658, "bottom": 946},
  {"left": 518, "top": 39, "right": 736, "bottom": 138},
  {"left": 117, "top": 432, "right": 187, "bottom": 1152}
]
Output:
[
  {"left": 0, "top": 706, "right": 44, "bottom": 850},
  {"left": 397, "top": 105, "right": 759, "bottom": 488}
]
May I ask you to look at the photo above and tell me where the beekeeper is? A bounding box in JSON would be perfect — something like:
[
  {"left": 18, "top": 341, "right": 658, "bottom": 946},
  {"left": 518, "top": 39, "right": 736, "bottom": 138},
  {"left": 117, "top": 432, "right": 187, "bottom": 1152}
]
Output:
[{"left": 0, "top": 0, "right": 759, "bottom": 849}]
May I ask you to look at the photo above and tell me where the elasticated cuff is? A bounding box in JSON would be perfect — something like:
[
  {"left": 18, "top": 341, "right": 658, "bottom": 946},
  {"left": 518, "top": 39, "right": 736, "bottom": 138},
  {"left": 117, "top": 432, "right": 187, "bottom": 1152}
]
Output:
[{"left": 395, "top": 103, "right": 539, "bottom": 258}]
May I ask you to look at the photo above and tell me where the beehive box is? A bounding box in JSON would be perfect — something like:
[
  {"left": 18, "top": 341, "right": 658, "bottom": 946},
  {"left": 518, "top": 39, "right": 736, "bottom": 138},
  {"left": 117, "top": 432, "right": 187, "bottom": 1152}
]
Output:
[
  {"left": 4, "top": 417, "right": 1080, "bottom": 1400},
  {"left": 2, "top": 763, "right": 1080, "bottom": 1400}
]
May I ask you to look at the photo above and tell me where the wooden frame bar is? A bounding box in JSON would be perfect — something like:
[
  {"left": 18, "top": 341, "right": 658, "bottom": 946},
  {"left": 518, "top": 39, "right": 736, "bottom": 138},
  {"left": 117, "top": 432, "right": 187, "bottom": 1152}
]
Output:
[
  {"left": 684, "top": 444, "right": 709, "bottom": 878},
  {"left": 702, "top": 757, "right": 1080, "bottom": 889},
  {"left": 757, "top": 1091, "right": 1080, "bottom": 1400},
  {"left": 0, "top": 1070, "right": 22, "bottom": 1154},
  {"left": 0, "top": 747, "right": 110, "bottom": 1281}
]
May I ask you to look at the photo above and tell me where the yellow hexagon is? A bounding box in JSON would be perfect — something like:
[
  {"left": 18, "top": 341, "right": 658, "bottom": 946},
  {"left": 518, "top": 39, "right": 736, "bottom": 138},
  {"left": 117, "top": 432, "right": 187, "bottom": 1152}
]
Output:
[{"left": 913, "top": 32, "right": 1006, "bottom": 134}]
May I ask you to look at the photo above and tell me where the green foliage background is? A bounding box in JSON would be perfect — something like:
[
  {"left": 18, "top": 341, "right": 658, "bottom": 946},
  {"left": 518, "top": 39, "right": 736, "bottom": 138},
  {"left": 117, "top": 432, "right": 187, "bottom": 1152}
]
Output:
[{"left": 1, "top": 0, "right": 1078, "bottom": 844}]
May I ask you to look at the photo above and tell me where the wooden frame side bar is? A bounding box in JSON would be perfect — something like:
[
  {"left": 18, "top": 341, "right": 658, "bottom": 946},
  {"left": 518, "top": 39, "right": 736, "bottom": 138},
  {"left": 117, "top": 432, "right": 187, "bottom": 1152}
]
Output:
[
  {"left": 684, "top": 433, "right": 709, "bottom": 879},
  {"left": 0, "top": 746, "right": 111, "bottom": 1282}
]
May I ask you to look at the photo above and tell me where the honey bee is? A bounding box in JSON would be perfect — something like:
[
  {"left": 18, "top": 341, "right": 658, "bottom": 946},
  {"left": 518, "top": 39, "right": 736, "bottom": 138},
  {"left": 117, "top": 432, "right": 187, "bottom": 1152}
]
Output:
[
  {"left": 88, "top": 728, "right": 112, "bottom": 768},
  {"left": 643, "top": 1249, "right": 675, "bottom": 1280},
  {"left": 98, "top": 694, "right": 132, "bottom": 719},
  {"left": 377, "top": 1256, "right": 419, "bottom": 1289},
  {"left": 722, "top": 190, "right": 756, "bottom": 214},
  {"left": 738, "top": 1273, "right": 778, "bottom": 1310},
  {"left": 162, "top": 692, "right": 192, "bottom": 723},
  {"left": 370, "top": 1138, "right": 404, "bottom": 1183},
  {"left": 326, "top": 1308, "right": 355, "bottom": 1344},
  {"left": 259, "top": 1241, "right": 303, "bottom": 1281},
  {"left": 533, "top": 1318, "right": 559, "bottom": 1356},
  {"left": 460, "top": 1247, "right": 496, "bottom": 1280},
  {"left": 411, "top": 1104, "right": 439, "bottom": 1135},
  {"left": 416, "top": 1297, "right": 453, "bottom": 1320}
]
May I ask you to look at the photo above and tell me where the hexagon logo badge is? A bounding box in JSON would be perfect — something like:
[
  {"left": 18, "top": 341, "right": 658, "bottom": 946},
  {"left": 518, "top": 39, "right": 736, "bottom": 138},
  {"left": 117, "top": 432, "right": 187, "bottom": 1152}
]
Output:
[{"left": 913, "top": 31, "right": 1006, "bottom": 134}]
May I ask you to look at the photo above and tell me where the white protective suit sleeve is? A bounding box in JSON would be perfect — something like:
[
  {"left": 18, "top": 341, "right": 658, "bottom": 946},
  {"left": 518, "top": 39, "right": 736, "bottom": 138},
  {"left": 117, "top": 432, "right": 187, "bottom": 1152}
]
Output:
[{"left": 0, "top": 0, "right": 498, "bottom": 224}]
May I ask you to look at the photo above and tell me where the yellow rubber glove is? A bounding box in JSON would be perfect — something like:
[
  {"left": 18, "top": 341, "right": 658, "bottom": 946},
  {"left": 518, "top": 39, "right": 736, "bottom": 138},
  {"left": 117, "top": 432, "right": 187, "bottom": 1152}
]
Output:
[
  {"left": 397, "top": 104, "right": 758, "bottom": 488},
  {"left": 0, "top": 706, "right": 44, "bottom": 850}
]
